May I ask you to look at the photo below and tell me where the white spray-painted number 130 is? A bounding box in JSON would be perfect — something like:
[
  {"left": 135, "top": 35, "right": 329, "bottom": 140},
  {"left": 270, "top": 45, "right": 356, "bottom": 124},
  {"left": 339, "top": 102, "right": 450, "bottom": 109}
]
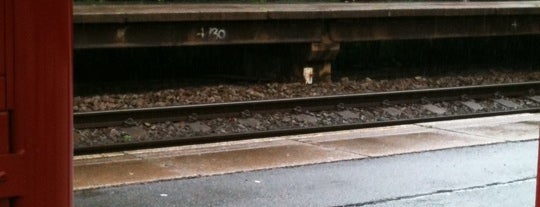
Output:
[{"left": 197, "top": 27, "right": 227, "bottom": 40}]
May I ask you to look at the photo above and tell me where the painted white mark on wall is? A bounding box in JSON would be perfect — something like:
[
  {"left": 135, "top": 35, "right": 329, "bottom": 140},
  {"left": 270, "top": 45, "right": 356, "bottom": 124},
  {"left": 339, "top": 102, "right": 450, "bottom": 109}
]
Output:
[
  {"left": 512, "top": 20, "right": 518, "bottom": 29},
  {"left": 196, "top": 27, "right": 227, "bottom": 40},
  {"left": 116, "top": 27, "right": 127, "bottom": 43}
]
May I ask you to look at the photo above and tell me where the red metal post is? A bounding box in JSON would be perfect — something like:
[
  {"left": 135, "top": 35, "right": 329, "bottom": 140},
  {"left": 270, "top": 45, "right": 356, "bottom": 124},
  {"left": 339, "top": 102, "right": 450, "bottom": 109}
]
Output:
[
  {"left": 1, "top": 0, "right": 8, "bottom": 205},
  {"left": 0, "top": 0, "right": 4, "bottom": 78},
  {"left": 0, "top": 0, "right": 73, "bottom": 206}
]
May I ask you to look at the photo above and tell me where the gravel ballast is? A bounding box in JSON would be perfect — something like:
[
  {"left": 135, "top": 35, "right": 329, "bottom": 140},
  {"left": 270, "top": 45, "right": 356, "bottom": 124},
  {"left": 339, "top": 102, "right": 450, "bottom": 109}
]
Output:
[
  {"left": 74, "top": 69, "right": 540, "bottom": 112},
  {"left": 73, "top": 66, "right": 540, "bottom": 149},
  {"left": 74, "top": 96, "right": 540, "bottom": 148}
]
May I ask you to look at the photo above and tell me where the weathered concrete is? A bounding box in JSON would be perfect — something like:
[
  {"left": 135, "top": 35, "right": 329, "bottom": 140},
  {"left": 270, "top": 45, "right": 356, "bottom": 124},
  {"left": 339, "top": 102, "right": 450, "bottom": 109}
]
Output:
[
  {"left": 74, "top": 113, "right": 540, "bottom": 190},
  {"left": 419, "top": 113, "right": 540, "bottom": 142},
  {"left": 74, "top": 140, "right": 362, "bottom": 190},
  {"left": 74, "top": 141, "right": 538, "bottom": 207},
  {"left": 315, "top": 131, "right": 496, "bottom": 157},
  {"left": 74, "top": 2, "right": 540, "bottom": 49},
  {"left": 74, "top": 2, "right": 540, "bottom": 23}
]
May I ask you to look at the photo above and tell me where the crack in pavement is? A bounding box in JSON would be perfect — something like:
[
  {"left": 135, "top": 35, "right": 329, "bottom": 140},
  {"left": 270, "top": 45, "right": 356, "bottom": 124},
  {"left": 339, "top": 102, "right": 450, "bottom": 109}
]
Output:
[{"left": 338, "top": 176, "right": 536, "bottom": 207}]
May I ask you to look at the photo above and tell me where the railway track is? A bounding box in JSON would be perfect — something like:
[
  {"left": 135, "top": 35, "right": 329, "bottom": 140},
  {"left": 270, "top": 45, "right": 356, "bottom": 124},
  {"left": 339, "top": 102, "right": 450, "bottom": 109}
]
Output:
[{"left": 74, "top": 81, "right": 540, "bottom": 155}]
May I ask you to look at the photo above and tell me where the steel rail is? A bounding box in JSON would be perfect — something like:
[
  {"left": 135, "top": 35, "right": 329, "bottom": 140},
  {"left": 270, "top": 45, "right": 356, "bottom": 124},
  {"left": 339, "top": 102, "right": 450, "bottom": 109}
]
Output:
[
  {"left": 74, "top": 108, "right": 540, "bottom": 155},
  {"left": 74, "top": 81, "right": 540, "bottom": 155},
  {"left": 74, "top": 81, "right": 540, "bottom": 129}
]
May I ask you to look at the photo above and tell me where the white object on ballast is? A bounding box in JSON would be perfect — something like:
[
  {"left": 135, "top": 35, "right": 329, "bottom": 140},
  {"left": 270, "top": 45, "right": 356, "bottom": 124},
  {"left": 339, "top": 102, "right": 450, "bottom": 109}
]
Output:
[{"left": 304, "top": 67, "right": 313, "bottom": 84}]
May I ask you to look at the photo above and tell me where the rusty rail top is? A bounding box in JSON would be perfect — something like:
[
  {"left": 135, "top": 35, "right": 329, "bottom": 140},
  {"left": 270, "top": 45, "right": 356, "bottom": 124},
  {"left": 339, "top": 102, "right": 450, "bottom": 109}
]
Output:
[{"left": 74, "top": 1, "right": 540, "bottom": 23}]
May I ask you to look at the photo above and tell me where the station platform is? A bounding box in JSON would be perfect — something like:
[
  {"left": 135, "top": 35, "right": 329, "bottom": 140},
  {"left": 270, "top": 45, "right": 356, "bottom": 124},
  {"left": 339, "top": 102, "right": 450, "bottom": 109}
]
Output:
[
  {"left": 73, "top": 1, "right": 540, "bottom": 48},
  {"left": 74, "top": 113, "right": 540, "bottom": 206}
]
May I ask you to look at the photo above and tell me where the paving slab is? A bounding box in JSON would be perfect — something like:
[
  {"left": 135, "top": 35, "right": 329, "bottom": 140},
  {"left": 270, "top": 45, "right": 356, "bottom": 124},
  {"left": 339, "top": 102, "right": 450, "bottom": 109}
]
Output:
[
  {"left": 419, "top": 113, "right": 540, "bottom": 129},
  {"left": 440, "top": 122, "right": 540, "bottom": 142},
  {"left": 74, "top": 159, "right": 178, "bottom": 190},
  {"left": 74, "top": 141, "right": 538, "bottom": 207},
  {"left": 164, "top": 143, "right": 361, "bottom": 175},
  {"left": 75, "top": 152, "right": 139, "bottom": 165},
  {"left": 74, "top": 140, "right": 362, "bottom": 190},
  {"left": 74, "top": 137, "right": 294, "bottom": 165},
  {"left": 314, "top": 131, "right": 495, "bottom": 157},
  {"left": 74, "top": 113, "right": 540, "bottom": 192},
  {"left": 127, "top": 137, "right": 296, "bottom": 159},
  {"left": 294, "top": 124, "right": 431, "bottom": 143},
  {"left": 419, "top": 113, "right": 540, "bottom": 142}
]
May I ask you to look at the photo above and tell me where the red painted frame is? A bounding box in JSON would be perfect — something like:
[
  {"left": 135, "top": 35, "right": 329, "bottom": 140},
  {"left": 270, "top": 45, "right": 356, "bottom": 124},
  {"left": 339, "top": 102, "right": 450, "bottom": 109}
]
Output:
[
  {"left": 1, "top": 0, "right": 7, "bottom": 206},
  {"left": 1, "top": 0, "right": 539, "bottom": 206},
  {"left": 0, "top": 0, "right": 73, "bottom": 206}
]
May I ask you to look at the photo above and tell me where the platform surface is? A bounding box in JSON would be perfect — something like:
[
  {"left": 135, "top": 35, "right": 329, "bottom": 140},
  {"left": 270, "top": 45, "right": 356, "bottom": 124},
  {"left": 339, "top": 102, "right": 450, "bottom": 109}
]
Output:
[
  {"left": 74, "top": 1, "right": 540, "bottom": 48},
  {"left": 74, "top": 113, "right": 539, "bottom": 206},
  {"left": 74, "top": 1, "right": 540, "bottom": 23}
]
